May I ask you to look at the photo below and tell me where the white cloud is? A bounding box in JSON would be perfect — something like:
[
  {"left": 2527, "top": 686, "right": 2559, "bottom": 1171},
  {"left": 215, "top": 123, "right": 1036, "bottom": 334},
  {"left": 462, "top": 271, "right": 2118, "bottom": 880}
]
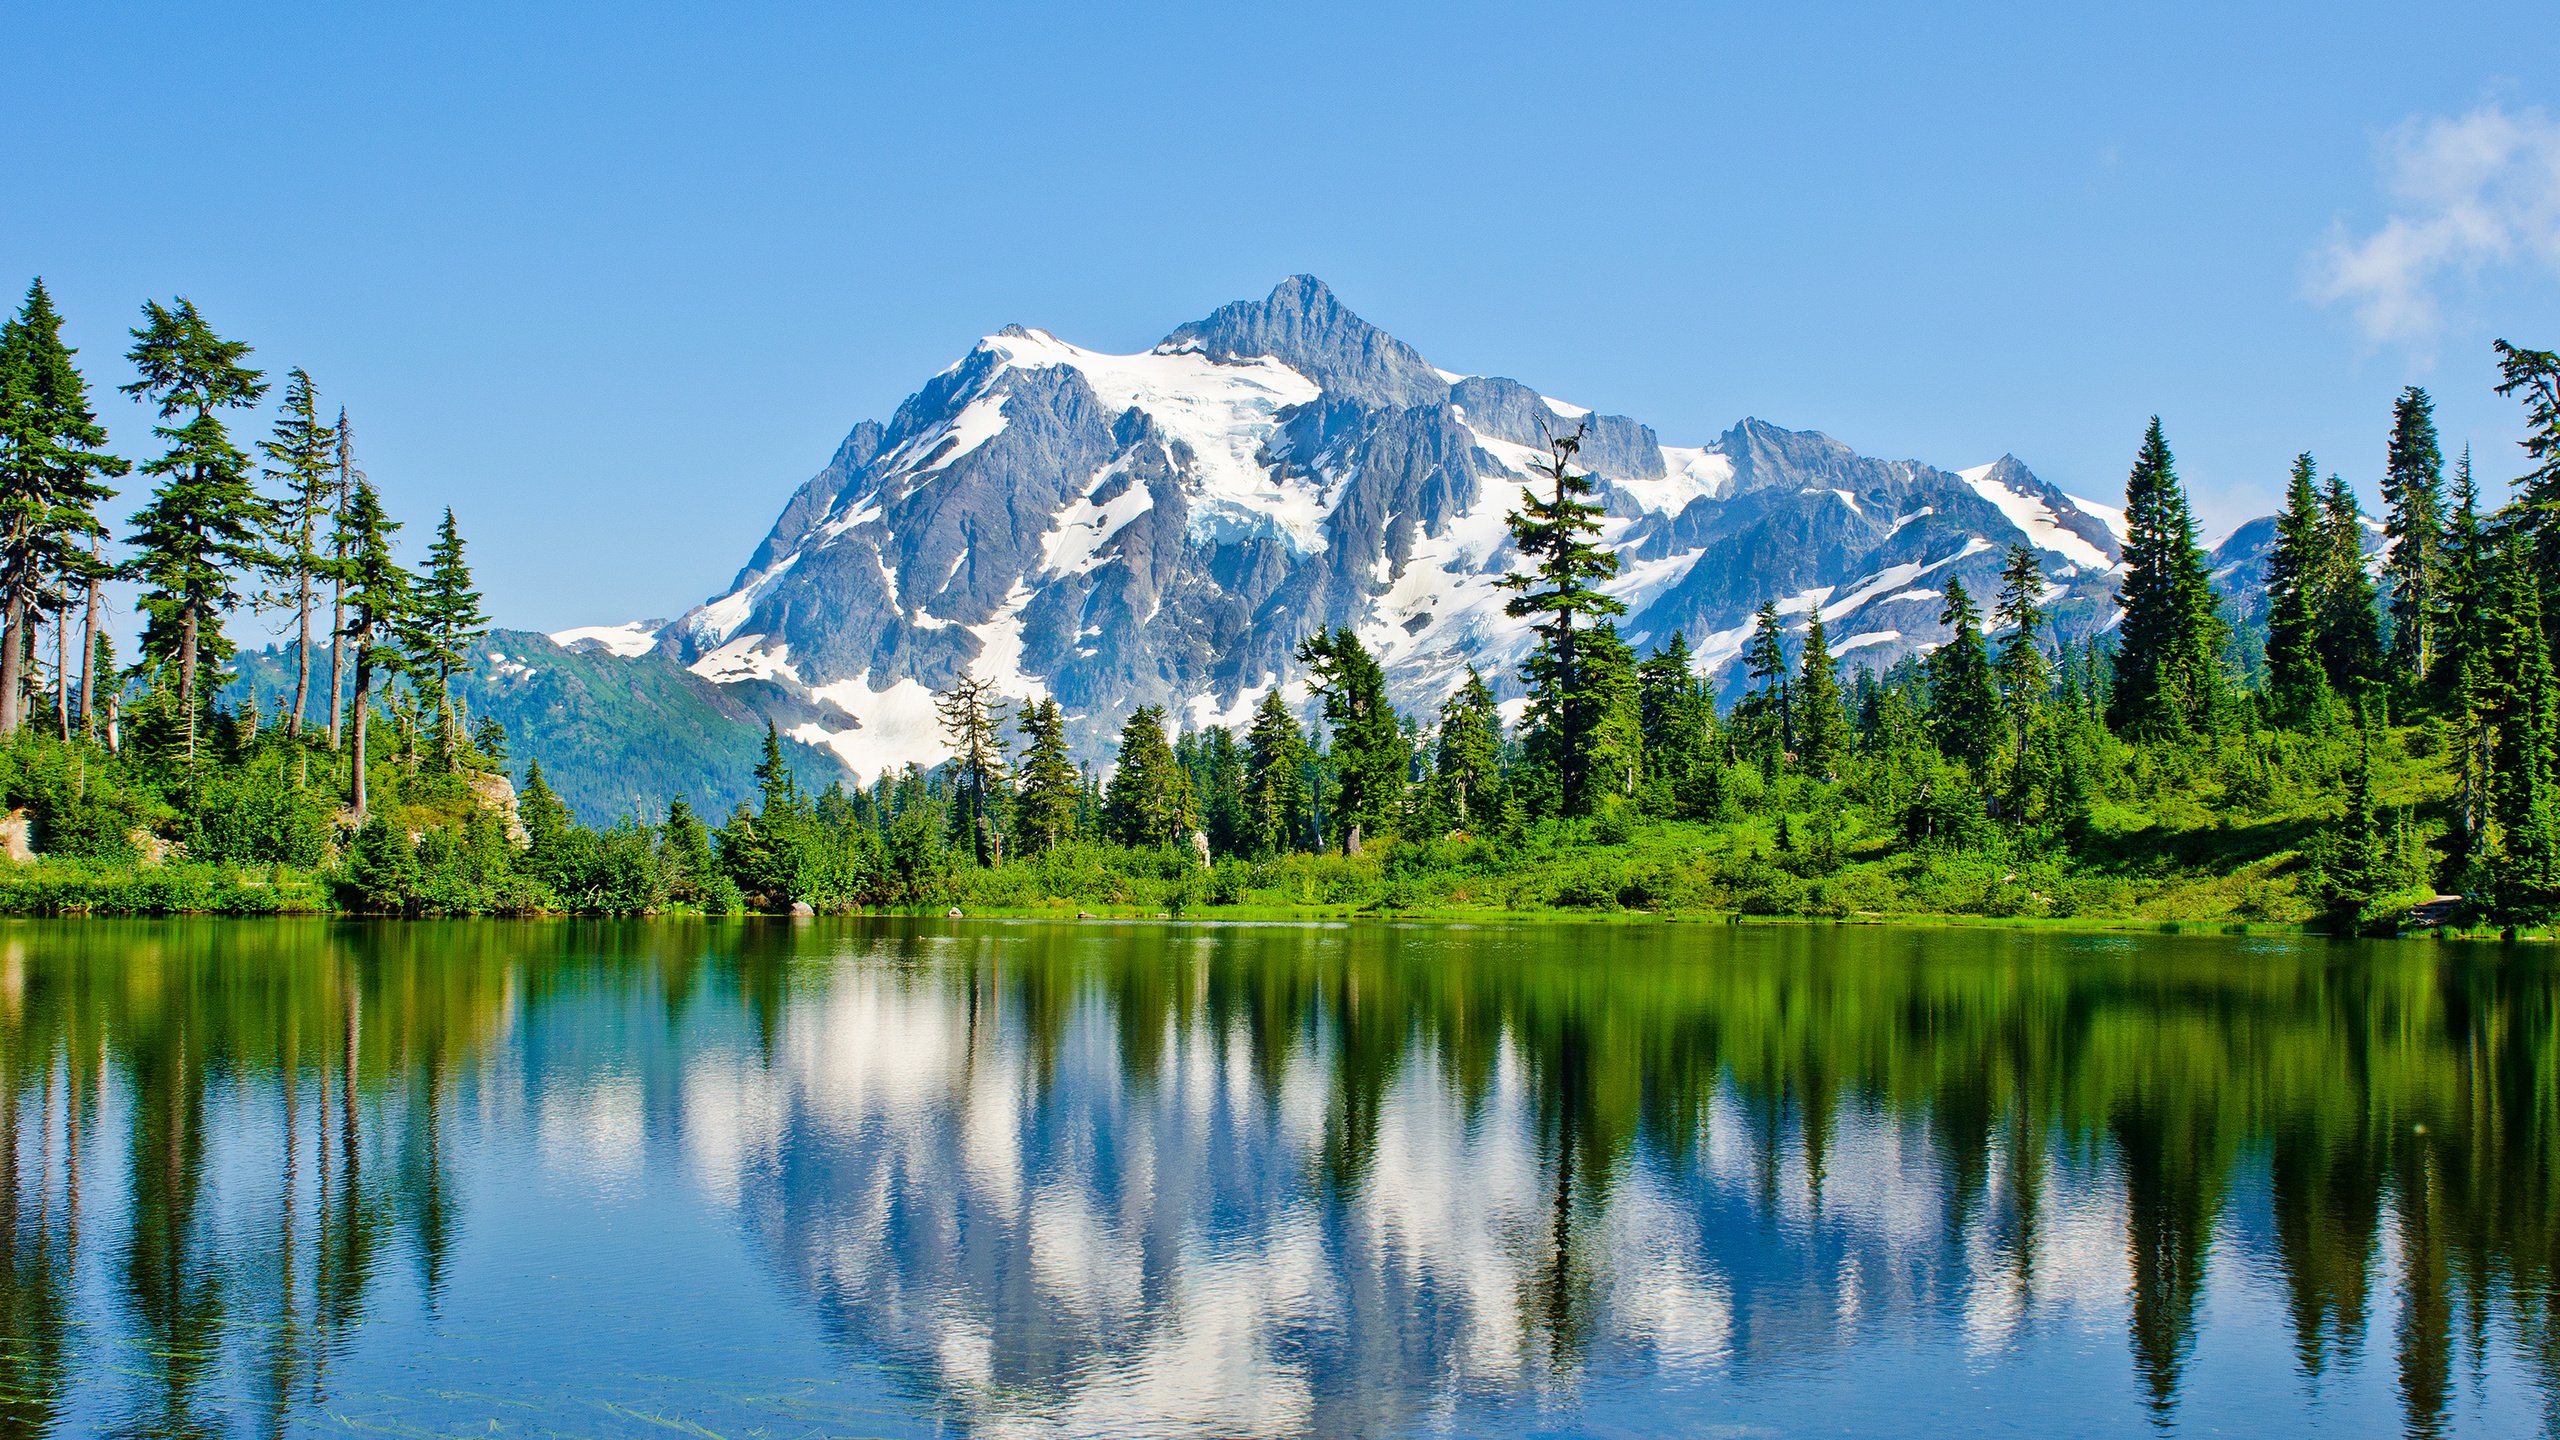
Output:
[{"left": 2310, "top": 105, "right": 2560, "bottom": 344}]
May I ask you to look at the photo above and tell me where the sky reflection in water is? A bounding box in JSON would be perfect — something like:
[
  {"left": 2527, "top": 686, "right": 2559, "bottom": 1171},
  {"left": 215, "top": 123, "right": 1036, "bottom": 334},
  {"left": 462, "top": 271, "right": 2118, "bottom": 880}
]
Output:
[{"left": 0, "top": 918, "right": 2554, "bottom": 1437}]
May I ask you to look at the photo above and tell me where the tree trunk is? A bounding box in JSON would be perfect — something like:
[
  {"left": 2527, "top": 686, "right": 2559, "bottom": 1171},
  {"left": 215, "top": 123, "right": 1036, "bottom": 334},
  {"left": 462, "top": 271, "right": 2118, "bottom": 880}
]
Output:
[
  {"left": 351, "top": 659, "right": 370, "bottom": 819},
  {"left": 327, "top": 583, "right": 345, "bottom": 750},
  {"left": 291, "top": 568, "right": 313, "bottom": 740},
  {"left": 54, "top": 608, "right": 69, "bottom": 740},
  {"left": 79, "top": 542, "right": 99, "bottom": 743},
  {"left": 0, "top": 590, "right": 24, "bottom": 737},
  {"left": 179, "top": 602, "right": 200, "bottom": 766}
]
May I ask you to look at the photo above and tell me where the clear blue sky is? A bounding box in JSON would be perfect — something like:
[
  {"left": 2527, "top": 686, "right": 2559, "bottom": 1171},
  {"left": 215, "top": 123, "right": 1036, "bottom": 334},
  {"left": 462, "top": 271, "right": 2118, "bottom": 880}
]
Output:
[{"left": 5, "top": 2, "right": 2556, "bottom": 637}]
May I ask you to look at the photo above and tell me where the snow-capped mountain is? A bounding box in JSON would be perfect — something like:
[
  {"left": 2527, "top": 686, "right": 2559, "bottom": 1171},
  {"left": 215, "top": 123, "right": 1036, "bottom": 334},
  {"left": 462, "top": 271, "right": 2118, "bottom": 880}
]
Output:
[{"left": 585, "top": 277, "right": 2143, "bottom": 773}]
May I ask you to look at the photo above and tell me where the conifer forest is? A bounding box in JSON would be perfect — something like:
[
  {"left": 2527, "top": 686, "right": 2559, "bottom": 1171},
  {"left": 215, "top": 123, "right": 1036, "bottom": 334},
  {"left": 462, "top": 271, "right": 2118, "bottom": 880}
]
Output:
[{"left": 6, "top": 276, "right": 2560, "bottom": 934}]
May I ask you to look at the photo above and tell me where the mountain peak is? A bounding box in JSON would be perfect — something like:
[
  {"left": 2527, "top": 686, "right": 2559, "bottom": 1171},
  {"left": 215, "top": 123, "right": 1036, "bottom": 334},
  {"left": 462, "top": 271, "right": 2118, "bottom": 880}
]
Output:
[{"left": 1158, "top": 277, "right": 1449, "bottom": 410}]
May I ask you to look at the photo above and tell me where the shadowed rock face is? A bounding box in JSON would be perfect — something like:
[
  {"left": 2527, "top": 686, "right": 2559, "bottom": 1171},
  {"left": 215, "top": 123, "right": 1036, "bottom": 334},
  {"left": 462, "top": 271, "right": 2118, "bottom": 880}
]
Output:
[{"left": 640, "top": 277, "right": 2170, "bottom": 771}]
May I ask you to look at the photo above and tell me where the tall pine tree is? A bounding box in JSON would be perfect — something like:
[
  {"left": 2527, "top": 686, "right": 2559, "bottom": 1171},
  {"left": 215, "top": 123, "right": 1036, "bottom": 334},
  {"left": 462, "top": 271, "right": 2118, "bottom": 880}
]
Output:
[
  {"left": 1496, "top": 425, "right": 1626, "bottom": 816},
  {"left": 1435, "top": 668, "right": 1503, "bottom": 834},
  {"left": 2263, "top": 453, "right": 2332, "bottom": 723},
  {"left": 120, "top": 298, "right": 269, "bottom": 768},
  {"left": 1013, "top": 698, "right": 1080, "bottom": 856},
  {"left": 1993, "top": 543, "right": 2049, "bottom": 744},
  {"left": 933, "top": 675, "right": 1008, "bottom": 866},
  {"left": 1927, "top": 577, "right": 2002, "bottom": 775},
  {"left": 0, "top": 279, "right": 124, "bottom": 737},
  {"left": 332, "top": 478, "right": 406, "bottom": 819},
  {"left": 2316, "top": 473, "right": 2379, "bottom": 693},
  {"left": 1104, "top": 706, "right": 1194, "bottom": 849},
  {"left": 1795, "top": 611, "right": 1848, "bottom": 779},
  {"left": 1244, "top": 689, "right": 1314, "bottom": 854},
  {"left": 2110, "top": 418, "right": 2224, "bottom": 739},
  {"left": 403, "top": 508, "right": 487, "bottom": 767},
  {"left": 2382, "top": 386, "right": 2445, "bottom": 679},
  {"left": 257, "top": 368, "right": 339, "bottom": 739},
  {"left": 1297, "top": 627, "right": 1405, "bottom": 850}
]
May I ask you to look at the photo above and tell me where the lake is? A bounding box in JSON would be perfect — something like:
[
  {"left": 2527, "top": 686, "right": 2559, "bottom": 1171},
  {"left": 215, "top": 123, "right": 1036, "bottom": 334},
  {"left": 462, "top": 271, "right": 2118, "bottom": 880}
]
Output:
[{"left": 0, "top": 919, "right": 2553, "bottom": 1437}]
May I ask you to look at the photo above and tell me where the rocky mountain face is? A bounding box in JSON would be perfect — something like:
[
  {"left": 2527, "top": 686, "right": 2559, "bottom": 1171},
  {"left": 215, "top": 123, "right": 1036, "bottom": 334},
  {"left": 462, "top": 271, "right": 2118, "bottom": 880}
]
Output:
[{"left": 582, "top": 277, "right": 2157, "bottom": 776}]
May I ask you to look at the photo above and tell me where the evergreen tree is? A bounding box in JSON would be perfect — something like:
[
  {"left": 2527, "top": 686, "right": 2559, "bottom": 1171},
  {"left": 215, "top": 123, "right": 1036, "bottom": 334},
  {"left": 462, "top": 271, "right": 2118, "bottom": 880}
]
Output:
[
  {"left": 2438, "top": 449, "right": 2489, "bottom": 844},
  {"left": 2485, "top": 549, "right": 2560, "bottom": 928},
  {"left": 752, "top": 719, "right": 797, "bottom": 811},
  {"left": 404, "top": 508, "right": 487, "bottom": 766},
  {"left": 0, "top": 279, "right": 124, "bottom": 737},
  {"left": 1578, "top": 621, "right": 1645, "bottom": 805},
  {"left": 2493, "top": 341, "right": 2560, "bottom": 585},
  {"left": 1104, "top": 705, "right": 1194, "bottom": 849},
  {"left": 1296, "top": 627, "right": 1405, "bottom": 850},
  {"left": 2382, "top": 386, "right": 2445, "bottom": 678},
  {"left": 256, "top": 367, "right": 338, "bottom": 739},
  {"left": 659, "top": 796, "right": 721, "bottom": 907},
  {"left": 2264, "top": 453, "right": 2333, "bottom": 723},
  {"left": 331, "top": 478, "right": 406, "bottom": 818},
  {"left": 1993, "top": 543, "right": 2049, "bottom": 743},
  {"left": 2313, "top": 701, "right": 2388, "bottom": 932},
  {"left": 2317, "top": 473, "right": 2379, "bottom": 693},
  {"left": 1927, "top": 577, "right": 2001, "bottom": 775},
  {"left": 2110, "top": 418, "right": 2224, "bottom": 738},
  {"left": 1738, "top": 600, "right": 1793, "bottom": 757},
  {"left": 326, "top": 409, "right": 357, "bottom": 749},
  {"left": 1243, "top": 689, "right": 1314, "bottom": 854},
  {"left": 1496, "top": 425, "right": 1627, "bottom": 816},
  {"left": 1795, "top": 611, "right": 1848, "bottom": 779},
  {"left": 1433, "top": 668, "right": 1503, "bottom": 833},
  {"left": 120, "top": 298, "right": 269, "bottom": 768},
  {"left": 933, "top": 675, "right": 1008, "bottom": 866},
  {"left": 1012, "top": 697, "right": 1080, "bottom": 856},
  {"left": 1177, "top": 725, "right": 1248, "bottom": 857},
  {"left": 1636, "top": 635, "right": 1716, "bottom": 813}
]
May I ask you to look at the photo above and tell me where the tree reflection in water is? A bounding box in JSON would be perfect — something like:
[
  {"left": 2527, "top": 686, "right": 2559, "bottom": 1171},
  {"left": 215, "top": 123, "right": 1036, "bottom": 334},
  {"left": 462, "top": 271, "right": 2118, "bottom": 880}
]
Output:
[{"left": 0, "top": 920, "right": 2552, "bottom": 1437}]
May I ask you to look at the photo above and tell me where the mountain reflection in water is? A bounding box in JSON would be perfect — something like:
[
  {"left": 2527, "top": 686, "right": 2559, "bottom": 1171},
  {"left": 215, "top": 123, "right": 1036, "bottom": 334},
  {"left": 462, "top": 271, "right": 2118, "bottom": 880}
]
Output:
[{"left": 0, "top": 919, "right": 2554, "bottom": 1437}]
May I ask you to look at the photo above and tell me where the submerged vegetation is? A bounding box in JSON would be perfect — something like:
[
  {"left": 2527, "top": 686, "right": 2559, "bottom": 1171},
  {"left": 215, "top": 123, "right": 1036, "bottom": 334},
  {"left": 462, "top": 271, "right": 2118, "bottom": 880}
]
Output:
[{"left": 4, "top": 273, "right": 2559, "bottom": 929}]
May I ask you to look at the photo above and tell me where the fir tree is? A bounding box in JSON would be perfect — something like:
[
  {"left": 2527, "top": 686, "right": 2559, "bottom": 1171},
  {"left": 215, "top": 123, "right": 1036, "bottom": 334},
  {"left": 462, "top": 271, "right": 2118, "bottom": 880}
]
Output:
[
  {"left": 2109, "top": 418, "right": 2224, "bottom": 738},
  {"left": 2317, "top": 472, "right": 2379, "bottom": 693},
  {"left": 2438, "top": 449, "right": 2489, "bottom": 843},
  {"left": 1104, "top": 705, "right": 1194, "bottom": 849},
  {"left": 1496, "top": 425, "right": 1626, "bottom": 816},
  {"left": 1297, "top": 627, "right": 1405, "bottom": 849},
  {"left": 752, "top": 720, "right": 797, "bottom": 812},
  {"left": 2494, "top": 341, "right": 2560, "bottom": 584},
  {"left": 1012, "top": 697, "right": 1080, "bottom": 856},
  {"left": 2264, "top": 453, "right": 2332, "bottom": 723},
  {"left": 0, "top": 279, "right": 124, "bottom": 737},
  {"left": 256, "top": 367, "right": 338, "bottom": 739},
  {"left": 1637, "top": 635, "right": 1716, "bottom": 812},
  {"left": 1244, "top": 689, "right": 1313, "bottom": 854},
  {"left": 120, "top": 298, "right": 269, "bottom": 768},
  {"left": 404, "top": 508, "right": 487, "bottom": 766},
  {"left": 326, "top": 409, "right": 357, "bottom": 749},
  {"left": 2486, "top": 549, "right": 2560, "bottom": 928},
  {"left": 1927, "top": 577, "right": 2001, "bottom": 775},
  {"left": 331, "top": 478, "right": 406, "bottom": 819},
  {"left": 933, "top": 675, "right": 1008, "bottom": 866},
  {"left": 1739, "top": 600, "right": 1793, "bottom": 756},
  {"left": 2382, "top": 386, "right": 2445, "bottom": 678},
  {"left": 1578, "top": 622, "right": 1645, "bottom": 804},
  {"left": 1993, "top": 542, "right": 2049, "bottom": 742},
  {"left": 1434, "top": 668, "right": 1503, "bottom": 833},
  {"left": 1795, "top": 611, "right": 1848, "bottom": 779}
]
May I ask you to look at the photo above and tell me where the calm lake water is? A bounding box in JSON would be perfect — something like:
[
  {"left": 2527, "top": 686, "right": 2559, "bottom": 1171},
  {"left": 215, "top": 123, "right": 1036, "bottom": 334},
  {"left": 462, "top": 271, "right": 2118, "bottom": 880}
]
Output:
[{"left": 0, "top": 919, "right": 2555, "bottom": 1437}]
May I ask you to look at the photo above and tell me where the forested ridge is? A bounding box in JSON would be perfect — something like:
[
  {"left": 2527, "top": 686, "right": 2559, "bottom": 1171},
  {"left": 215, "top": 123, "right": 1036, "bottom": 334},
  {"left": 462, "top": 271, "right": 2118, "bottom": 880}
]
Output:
[{"left": 5, "top": 274, "right": 2559, "bottom": 929}]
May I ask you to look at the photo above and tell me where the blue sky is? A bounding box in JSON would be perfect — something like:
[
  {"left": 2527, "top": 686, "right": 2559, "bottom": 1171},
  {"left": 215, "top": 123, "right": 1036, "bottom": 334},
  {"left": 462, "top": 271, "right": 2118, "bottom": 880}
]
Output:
[{"left": 4, "top": 2, "right": 2556, "bottom": 636}]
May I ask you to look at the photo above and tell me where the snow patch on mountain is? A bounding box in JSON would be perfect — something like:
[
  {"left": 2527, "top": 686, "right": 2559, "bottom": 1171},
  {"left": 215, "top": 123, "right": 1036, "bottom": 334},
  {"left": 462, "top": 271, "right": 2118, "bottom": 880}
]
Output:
[
  {"left": 1959, "top": 465, "right": 2114, "bottom": 571},
  {"left": 550, "top": 621, "right": 663, "bottom": 658},
  {"left": 986, "top": 327, "right": 1327, "bottom": 551},
  {"left": 691, "top": 635, "right": 800, "bottom": 685},
  {"left": 799, "top": 674, "right": 952, "bottom": 777}
]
